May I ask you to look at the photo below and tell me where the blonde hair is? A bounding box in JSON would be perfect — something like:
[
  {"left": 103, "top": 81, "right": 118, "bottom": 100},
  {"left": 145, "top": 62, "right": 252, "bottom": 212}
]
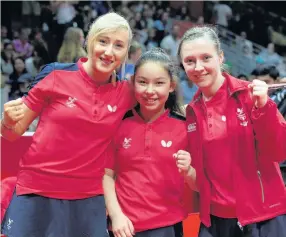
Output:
[
  {"left": 86, "top": 12, "right": 133, "bottom": 77},
  {"left": 57, "top": 27, "right": 87, "bottom": 63}
]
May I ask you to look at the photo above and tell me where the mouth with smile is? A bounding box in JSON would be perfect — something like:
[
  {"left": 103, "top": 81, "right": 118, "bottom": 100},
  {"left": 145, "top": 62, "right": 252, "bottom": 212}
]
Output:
[
  {"left": 100, "top": 57, "right": 114, "bottom": 66},
  {"left": 193, "top": 73, "right": 209, "bottom": 80},
  {"left": 143, "top": 97, "right": 158, "bottom": 105}
]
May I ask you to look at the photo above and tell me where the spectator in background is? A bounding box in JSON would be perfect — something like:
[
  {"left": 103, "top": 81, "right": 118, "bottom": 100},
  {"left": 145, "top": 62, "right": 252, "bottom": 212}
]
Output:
[
  {"left": 51, "top": 1, "right": 76, "bottom": 51},
  {"left": 268, "top": 25, "right": 286, "bottom": 55},
  {"left": 12, "top": 30, "right": 33, "bottom": 59},
  {"left": 154, "top": 11, "right": 172, "bottom": 39},
  {"left": 1, "top": 72, "right": 10, "bottom": 116},
  {"left": 20, "top": 56, "right": 44, "bottom": 95},
  {"left": 257, "top": 42, "right": 282, "bottom": 67},
  {"left": 57, "top": 27, "right": 86, "bottom": 63},
  {"left": 1, "top": 42, "right": 15, "bottom": 76},
  {"left": 143, "top": 5, "right": 155, "bottom": 30},
  {"left": 7, "top": 57, "right": 30, "bottom": 100},
  {"left": 31, "top": 28, "right": 48, "bottom": 51},
  {"left": 256, "top": 66, "right": 286, "bottom": 119},
  {"left": 277, "top": 56, "right": 286, "bottom": 78},
  {"left": 242, "top": 44, "right": 253, "bottom": 59},
  {"left": 176, "top": 5, "right": 190, "bottom": 21},
  {"left": 197, "top": 16, "right": 205, "bottom": 25},
  {"left": 25, "top": 43, "right": 49, "bottom": 77},
  {"left": 212, "top": 1, "right": 232, "bottom": 28},
  {"left": 160, "top": 25, "right": 181, "bottom": 59},
  {"left": 180, "top": 70, "right": 198, "bottom": 104},
  {"left": 146, "top": 28, "right": 159, "bottom": 50},
  {"left": 1, "top": 25, "right": 11, "bottom": 43},
  {"left": 120, "top": 40, "right": 143, "bottom": 80},
  {"left": 236, "top": 31, "right": 253, "bottom": 54},
  {"left": 22, "top": 1, "right": 41, "bottom": 28}
]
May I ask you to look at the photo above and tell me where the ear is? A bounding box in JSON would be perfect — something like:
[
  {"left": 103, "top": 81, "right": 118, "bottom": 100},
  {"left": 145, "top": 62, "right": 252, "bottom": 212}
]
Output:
[
  {"left": 219, "top": 50, "right": 224, "bottom": 66},
  {"left": 169, "top": 80, "right": 176, "bottom": 93},
  {"left": 130, "top": 75, "right": 135, "bottom": 82}
]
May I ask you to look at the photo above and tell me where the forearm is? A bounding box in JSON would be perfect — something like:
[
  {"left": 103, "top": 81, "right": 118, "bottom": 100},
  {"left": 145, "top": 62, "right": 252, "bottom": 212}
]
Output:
[
  {"left": 103, "top": 175, "right": 124, "bottom": 219},
  {"left": 252, "top": 99, "right": 286, "bottom": 162},
  {"left": 184, "top": 166, "right": 198, "bottom": 191},
  {"left": 1, "top": 121, "right": 22, "bottom": 141}
]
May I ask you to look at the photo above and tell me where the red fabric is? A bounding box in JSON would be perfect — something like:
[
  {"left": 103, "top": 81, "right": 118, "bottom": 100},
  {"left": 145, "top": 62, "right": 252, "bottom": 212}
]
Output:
[
  {"left": 198, "top": 80, "right": 236, "bottom": 218},
  {"left": 17, "top": 58, "right": 135, "bottom": 199},
  {"left": 107, "top": 110, "right": 188, "bottom": 232},
  {"left": 1, "top": 177, "right": 17, "bottom": 222},
  {"left": 1, "top": 135, "right": 33, "bottom": 180},
  {"left": 186, "top": 73, "right": 286, "bottom": 227}
]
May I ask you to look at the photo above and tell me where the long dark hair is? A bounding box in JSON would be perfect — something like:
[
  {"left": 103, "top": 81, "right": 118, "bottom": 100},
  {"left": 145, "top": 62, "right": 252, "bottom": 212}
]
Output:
[{"left": 134, "top": 47, "right": 184, "bottom": 115}]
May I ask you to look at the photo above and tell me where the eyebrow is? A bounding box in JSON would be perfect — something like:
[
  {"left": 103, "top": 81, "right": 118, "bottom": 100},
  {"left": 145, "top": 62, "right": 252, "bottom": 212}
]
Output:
[
  {"left": 136, "top": 76, "right": 169, "bottom": 80},
  {"left": 97, "top": 35, "right": 125, "bottom": 44}
]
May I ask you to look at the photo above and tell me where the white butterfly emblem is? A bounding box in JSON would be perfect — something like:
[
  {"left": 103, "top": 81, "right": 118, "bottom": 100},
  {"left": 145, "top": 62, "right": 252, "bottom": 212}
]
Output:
[
  {"left": 107, "top": 105, "right": 117, "bottom": 112},
  {"left": 161, "top": 140, "right": 172, "bottom": 148}
]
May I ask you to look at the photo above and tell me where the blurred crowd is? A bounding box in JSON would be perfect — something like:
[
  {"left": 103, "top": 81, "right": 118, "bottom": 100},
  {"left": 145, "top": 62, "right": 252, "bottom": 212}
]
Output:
[{"left": 1, "top": 1, "right": 286, "bottom": 120}]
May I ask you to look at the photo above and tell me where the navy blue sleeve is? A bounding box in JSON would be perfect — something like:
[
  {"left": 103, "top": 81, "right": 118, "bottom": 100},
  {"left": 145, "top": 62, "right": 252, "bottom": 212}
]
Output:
[{"left": 27, "top": 63, "right": 55, "bottom": 92}]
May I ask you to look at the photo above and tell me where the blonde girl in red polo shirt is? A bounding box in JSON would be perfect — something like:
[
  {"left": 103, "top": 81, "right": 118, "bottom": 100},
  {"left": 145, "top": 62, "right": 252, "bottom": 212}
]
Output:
[
  {"left": 103, "top": 48, "right": 196, "bottom": 237},
  {"left": 1, "top": 12, "right": 136, "bottom": 237},
  {"left": 178, "top": 26, "right": 286, "bottom": 237}
]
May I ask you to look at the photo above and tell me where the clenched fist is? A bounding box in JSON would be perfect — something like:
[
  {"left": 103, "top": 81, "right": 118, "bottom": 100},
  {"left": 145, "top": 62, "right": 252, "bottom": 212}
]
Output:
[
  {"left": 2, "top": 98, "right": 25, "bottom": 128},
  {"left": 173, "top": 150, "right": 191, "bottom": 174},
  {"left": 248, "top": 79, "right": 268, "bottom": 108}
]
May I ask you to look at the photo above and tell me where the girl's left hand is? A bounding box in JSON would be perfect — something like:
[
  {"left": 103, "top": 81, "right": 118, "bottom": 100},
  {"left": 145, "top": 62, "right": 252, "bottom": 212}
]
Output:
[{"left": 248, "top": 79, "right": 268, "bottom": 108}]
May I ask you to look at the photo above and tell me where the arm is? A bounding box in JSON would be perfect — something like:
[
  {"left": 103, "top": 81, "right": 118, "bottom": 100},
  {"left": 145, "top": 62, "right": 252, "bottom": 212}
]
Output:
[
  {"left": 252, "top": 98, "right": 286, "bottom": 162},
  {"left": 184, "top": 166, "right": 198, "bottom": 192},
  {"left": 1, "top": 63, "right": 55, "bottom": 141},
  {"left": 103, "top": 169, "right": 134, "bottom": 237},
  {"left": 174, "top": 150, "right": 198, "bottom": 191},
  {"left": 248, "top": 80, "right": 286, "bottom": 162},
  {"left": 103, "top": 169, "right": 124, "bottom": 220},
  {"left": 1, "top": 99, "right": 39, "bottom": 141}
]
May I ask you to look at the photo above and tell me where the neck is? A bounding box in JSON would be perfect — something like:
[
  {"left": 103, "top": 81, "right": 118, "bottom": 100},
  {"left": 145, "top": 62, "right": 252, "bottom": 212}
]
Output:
[
  {"left": 139, "top": 106, "right": 166, "bottom": 123},
  {"left": 201, "top": 74, "right": 225, "bottom": 100},
  {"left": 83, "top": 59, "right": 112, "bottom": 85}
]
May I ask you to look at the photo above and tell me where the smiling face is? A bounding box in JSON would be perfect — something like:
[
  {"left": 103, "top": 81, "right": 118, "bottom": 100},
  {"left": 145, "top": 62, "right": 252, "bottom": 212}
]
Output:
[
  {"left": 90, "top": 29, "right": 129, "bottom": 77},
  {"left": 134, "top": 61, "right": 174, "bottom": 119},
  {"left": 180, "top": 37, "right": 224, "bottom": 90}
]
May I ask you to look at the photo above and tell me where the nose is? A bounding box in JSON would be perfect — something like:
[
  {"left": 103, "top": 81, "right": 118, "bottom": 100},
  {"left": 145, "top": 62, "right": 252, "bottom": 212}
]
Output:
[
  {"left": 104, "top": 44, "right": 113, "bottom": 56},
  {"left": 194, "top": 61, "right": 204, "bottom": 72},
  {"left": 146, "top": 84, "right": 155, "bottom": 94}
]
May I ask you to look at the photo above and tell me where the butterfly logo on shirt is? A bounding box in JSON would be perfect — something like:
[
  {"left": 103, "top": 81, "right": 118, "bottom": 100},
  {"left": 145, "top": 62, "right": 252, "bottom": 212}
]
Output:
[
  {"left": 123, "top": 138, "right": 132, "bottom": 149},
  {"left": 107, "top": 105, "right": 117, "bottom": 112},
  {"left": 66, "top": 97, "right": 77, "bottom": 108},
  {"left": 161, "top": 140, "right": 172, "bottom": 148},
  {"left": 236, "top": 108, "right": 248, "bottom": 127}
]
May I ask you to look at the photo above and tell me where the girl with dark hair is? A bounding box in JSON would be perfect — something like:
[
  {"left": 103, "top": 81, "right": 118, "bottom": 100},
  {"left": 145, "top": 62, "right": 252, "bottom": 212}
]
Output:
[
  {"left": 178, "top": 26, "right": 286, "bottom": 237},
  {"left": 8, "top": 57, "right": 31, "bottom": 99},
  {"left": 1, "top": 42, "right": 15, "bottom": 76},
  {"left": 103, "top": 48, "right": 196, "bottom": 237}
]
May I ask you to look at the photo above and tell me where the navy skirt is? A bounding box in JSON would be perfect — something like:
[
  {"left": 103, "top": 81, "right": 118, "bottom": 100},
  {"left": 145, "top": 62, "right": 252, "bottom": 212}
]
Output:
[
  {"left": 199, "top": 214, "right": 286, "bottom": 237},
  {"left": 1, "top": 192, "right": 109, "bottom": 237},
  {"left": 109, "top": 222, "right": 183, "bottom": 237}
]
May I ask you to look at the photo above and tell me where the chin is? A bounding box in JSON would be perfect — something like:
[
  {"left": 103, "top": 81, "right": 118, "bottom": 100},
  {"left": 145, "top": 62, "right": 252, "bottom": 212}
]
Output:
[
  {"left": 194, "top": 81, "right": 207, "bottom": 88},
  {"left": 94, "top": 64, "right": 113, "bottom": 74}
]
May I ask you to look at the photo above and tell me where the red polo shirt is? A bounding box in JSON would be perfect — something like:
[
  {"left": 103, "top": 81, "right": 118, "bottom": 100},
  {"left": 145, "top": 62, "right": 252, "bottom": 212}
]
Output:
[
  {"left": 106, "top": 109, "right": 188, "bottom": 232},
  {"left": 198, "top": 79, "right": 236, "bottom": 217},
  {"left": 17, "top": 58, "right": 135, "bottom": 199}
]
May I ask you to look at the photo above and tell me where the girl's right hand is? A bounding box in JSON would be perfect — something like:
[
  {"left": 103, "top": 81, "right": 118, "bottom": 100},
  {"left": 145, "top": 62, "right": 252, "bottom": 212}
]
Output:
[
  {"left": 112, "top": 212, "right": 135, "bottom": 237},
  {"left": 2, "top": 98, "right": 25, "bottom": 127}
]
